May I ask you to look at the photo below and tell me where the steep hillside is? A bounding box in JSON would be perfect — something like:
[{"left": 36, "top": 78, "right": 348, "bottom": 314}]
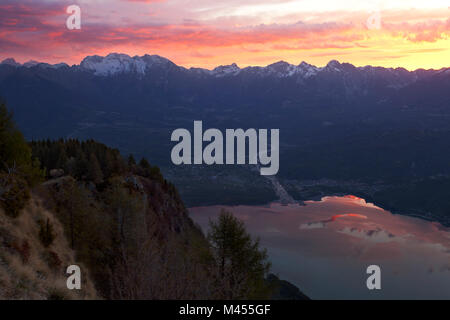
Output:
[
  {"left": 0, "top": 101, "right": 308, "bottom": 300},
  {"left": 28, "top": 139, "right": 218, "bottom": 299},
  {"left": 0, "top": 197, "right": 97, "bottom": 299},
  {"left": 35, "top": 172, "right": 211, "bottom": 299}
]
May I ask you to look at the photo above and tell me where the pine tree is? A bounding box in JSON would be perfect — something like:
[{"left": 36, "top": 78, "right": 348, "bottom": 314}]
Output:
[
  {"left": 0, "top": 101, "right": 45, "bottom": 217},
  {"left": 88, "top": 153, "right": 104, "bottom": 184},
  {"left": 139, "top": 158, "right": 151, "bottom": 170},
  {"left": 128, "top": 154, "right": 136, "bottom": 167},
  {"left": 74, "top": 150, "right": 88, "bottom": 180},
  {"left": 208, "top": 210, "right": 271, "bottom": 299},
  {"left": 0, "top": 101, "right": 32, "bottom": 172}
]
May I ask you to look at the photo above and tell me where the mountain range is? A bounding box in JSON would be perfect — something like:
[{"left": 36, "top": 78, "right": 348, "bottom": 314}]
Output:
[
  {"left": 1, "top": 53, "right": 450, "bottom": 226},
  {"left": 3, "top": 52, "right": 448, "bottom": 78}
]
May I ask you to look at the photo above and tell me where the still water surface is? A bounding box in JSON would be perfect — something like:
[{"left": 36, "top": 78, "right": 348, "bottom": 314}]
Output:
[{"left": 189, "top": 196, "right": 450, "bottom": 299}]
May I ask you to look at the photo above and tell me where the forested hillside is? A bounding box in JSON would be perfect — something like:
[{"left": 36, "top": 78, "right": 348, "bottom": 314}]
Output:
[{"left": 0, "top": 101, "right": 307, "bottom": 299}]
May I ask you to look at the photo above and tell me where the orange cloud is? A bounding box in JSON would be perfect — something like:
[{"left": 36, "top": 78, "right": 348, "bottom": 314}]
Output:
[{"left": 0, "top": 1, "right": 448, "bottom": 70}]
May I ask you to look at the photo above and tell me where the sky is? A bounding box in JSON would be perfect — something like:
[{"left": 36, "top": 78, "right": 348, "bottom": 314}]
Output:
[{"left": 0, "top": 0, "right": 449, "bottom": 70}]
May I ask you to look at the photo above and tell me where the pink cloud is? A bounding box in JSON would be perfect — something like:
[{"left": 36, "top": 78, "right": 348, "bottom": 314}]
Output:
[
  {"left": 0, "top": 1, "right": 449, "bottom": 67},
  {"left": 124, "top": 0, "right": 165, "bottom": 2}
]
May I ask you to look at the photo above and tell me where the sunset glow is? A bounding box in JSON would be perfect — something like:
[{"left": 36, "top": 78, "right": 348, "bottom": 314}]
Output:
[
  {"left": 330, "top": 214, "right": 368, "bottom": 221},
  {"left": 0, "top": 0, "right": 449, "bottom": 69}
]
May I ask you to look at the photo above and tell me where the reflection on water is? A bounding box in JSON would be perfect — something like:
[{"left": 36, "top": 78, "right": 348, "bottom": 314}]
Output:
[{"left": 189, "top": 195, "right": 450, "bottom": 299}]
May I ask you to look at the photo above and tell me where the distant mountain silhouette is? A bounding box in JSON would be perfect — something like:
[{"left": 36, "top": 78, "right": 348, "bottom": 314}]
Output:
[{"left": 1, "top": 53, "right": 449, "bottom": 226}]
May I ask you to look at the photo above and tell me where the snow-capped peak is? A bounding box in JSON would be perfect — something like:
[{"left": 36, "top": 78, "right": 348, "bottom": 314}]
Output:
[
  {"left": 141, "top": 54, "right": 172, "bottom": 67},
  {"left": 297, "top": 61, "right": 320, "bottom": 78},
  {"left": 266, "top": 61, "right": 299, "bottom": 77},
  {"left": 211, "top": 63, "right": 241, "bottom": 77},
  {"left": 1, "top": 58, "right": 68, "bottom": 69},
  {"left": 23, "top": 60, "right": 41, "bottom": 68},
  {"left": 81, "top": 53, "right": 147, "bottom": 76},
  {"left": 1, "top": 58, "right": 20, "bottom": 67},
  {"left": 80, "top": 53, "right": 174, "bottom": 76},
  {"left": 324, "top": 60, "right": 342, "bottom": 72},
  {"left": 258, "top": 61, "right": 320, "bottom": 78}
]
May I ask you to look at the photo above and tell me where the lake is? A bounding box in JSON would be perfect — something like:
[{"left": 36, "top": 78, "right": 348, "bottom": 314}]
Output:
[{"left": 189, "top": 195, "right": 450, "bottom": 299}]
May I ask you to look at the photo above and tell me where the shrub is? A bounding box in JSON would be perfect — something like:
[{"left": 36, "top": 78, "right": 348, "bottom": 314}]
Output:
[
  {"left": 38, "top": 218, "right": 56, "bottom": 248},
  {"left": 45, "top": 250, "right": 62, "bottom": 270},
  {"left": 0, "top": 173, "right": 30, "bottom": 218},
  {"left": 13, "top": 239, "right": 31, "bottom": 264}
]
